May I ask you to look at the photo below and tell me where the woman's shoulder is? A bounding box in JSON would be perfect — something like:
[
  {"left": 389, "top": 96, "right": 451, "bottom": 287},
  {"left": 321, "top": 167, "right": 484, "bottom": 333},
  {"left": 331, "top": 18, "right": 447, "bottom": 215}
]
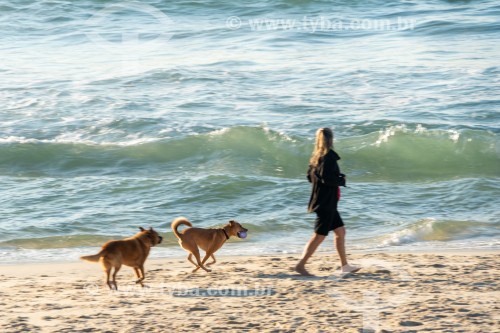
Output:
[{"left": 326, "top": 149, "right": 341, "bottom": 161}]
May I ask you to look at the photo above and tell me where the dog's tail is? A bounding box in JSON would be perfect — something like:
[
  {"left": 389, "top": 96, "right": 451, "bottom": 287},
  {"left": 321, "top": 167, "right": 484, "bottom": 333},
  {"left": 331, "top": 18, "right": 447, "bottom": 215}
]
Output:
[
  {"left": 80, "top": 250, "right": 105, "bottom": 263},
  {"left": 171, "top": 217, "right": 192, "bottom": 239}
]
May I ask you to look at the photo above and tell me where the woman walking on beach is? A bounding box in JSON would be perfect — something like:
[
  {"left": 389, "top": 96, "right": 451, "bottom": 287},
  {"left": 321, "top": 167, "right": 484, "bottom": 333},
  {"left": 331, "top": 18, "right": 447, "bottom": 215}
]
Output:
[{"left": 295, "top": 127, "right": 360, "bottom": 276}]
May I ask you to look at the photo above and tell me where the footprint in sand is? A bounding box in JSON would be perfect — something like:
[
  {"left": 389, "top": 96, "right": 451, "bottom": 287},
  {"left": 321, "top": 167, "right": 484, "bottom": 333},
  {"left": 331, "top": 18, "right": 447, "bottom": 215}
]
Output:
[
  {"left": 234, "top": 268, "right": 247, "bottom": 272},
  {"left": 188, "top": 306, "right": 209, "bottom": 312},
  {"left": 400, "top": 320, "right": 423, "bottom": 326}
]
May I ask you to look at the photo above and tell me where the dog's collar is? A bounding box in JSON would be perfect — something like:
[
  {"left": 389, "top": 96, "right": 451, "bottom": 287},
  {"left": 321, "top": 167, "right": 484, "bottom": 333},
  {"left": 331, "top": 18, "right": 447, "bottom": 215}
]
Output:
[{"left": 221, "top": 228, "right": 230, "bottom": 240}]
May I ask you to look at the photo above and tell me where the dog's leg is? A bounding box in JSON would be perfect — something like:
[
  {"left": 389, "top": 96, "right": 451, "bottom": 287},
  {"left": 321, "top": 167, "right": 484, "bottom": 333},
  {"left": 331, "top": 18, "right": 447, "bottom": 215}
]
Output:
[
  {"left": 206, "top": 254, "right": 216, "bottom": 266},
  {"left": 133, "top": 267, "right": 142, "bottom": 284},
  {"left": 135, "top": 265, "right": 145, "bottom": 287},
  {"left": 187, "top": 253, "right": 198, "bottom": 268},
  {"left": 101, "top": 258, "right": 114, "bottom": 290},
  {"left": 180, "top": 242, "right": 205, "bottom": 273},
  {"left": 197, "top": 251, "right": 214, "bottom": 273},
  {"left": 191, "top": 248, "right": 211, "bottom": 273},
  {"left": 112, "top": 265, "right": 121, "bottom": 290},
  {"left": 105, "top": 266, "right": 113, "bottom": 290}
]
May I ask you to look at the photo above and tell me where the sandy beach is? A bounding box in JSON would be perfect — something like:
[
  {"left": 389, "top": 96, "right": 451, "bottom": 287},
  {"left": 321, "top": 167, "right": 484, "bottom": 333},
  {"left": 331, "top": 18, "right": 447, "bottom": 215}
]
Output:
[{"left": 0, "top": 251, "right": 498, "bottom": 333}]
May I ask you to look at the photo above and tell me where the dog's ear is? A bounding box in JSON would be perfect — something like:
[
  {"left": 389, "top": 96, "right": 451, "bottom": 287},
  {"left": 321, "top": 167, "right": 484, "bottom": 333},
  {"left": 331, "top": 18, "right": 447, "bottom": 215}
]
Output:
[
  {"left": 229, "top": 220, "right": 235, "bottom": 226},
  {"left": 149, "top": 227, "right": 153, "bottom": 231},
  {"left": 139, "top": 227, "right": 145, "bottom": 232}
]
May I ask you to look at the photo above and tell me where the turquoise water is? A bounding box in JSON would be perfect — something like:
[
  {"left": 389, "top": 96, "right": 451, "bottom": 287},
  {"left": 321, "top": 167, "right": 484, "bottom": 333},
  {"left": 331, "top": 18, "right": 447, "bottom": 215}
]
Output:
[{"left": 1, "top": 0, "right": 499, "bottom": 262}]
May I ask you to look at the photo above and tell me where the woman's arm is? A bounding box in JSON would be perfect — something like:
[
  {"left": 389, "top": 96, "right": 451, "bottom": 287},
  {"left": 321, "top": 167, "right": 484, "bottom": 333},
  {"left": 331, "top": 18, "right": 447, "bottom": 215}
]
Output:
[
  {"left": 307, "top": 165, "right": 314, "bottom": 183},
  {"left": 319, "top": 154, "right": 345, "bottom": 187}
]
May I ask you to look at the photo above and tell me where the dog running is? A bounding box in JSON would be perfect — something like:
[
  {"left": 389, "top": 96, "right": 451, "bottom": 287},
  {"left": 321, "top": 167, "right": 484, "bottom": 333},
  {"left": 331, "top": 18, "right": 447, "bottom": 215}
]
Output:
[
  {"left": 171, "top": 217, "right": 248, "bottom": 273},
  {"left": 80, "top": 227, "right": 162, "bottom": 290}
]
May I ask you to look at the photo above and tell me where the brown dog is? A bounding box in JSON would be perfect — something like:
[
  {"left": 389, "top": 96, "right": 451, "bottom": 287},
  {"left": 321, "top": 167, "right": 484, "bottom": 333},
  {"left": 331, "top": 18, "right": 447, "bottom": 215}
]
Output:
[
  {"left": 80, "top": 227, "right": 163, "bottom": 290},
  {"left": 172, "top": 217, "right": 248, "bottom": 273}
]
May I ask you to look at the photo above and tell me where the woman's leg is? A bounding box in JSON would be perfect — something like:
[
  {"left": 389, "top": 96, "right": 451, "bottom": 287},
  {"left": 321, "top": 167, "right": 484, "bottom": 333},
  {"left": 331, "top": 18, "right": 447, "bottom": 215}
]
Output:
[
  {"left": 333, "top": 226, "right": 360, "bottom": 273},
  {"left": 295, "top": 232, "right": 326, "bottom": 276},
  {"left": 333, "top": 226, "right": 348, "bottom": 266}
]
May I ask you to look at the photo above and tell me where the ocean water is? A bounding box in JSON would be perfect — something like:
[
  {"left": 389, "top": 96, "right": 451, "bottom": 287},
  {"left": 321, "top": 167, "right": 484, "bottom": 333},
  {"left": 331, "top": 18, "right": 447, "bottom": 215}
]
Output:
[{"left": 1, "top": 0, "right": 499, "bottom": 263}]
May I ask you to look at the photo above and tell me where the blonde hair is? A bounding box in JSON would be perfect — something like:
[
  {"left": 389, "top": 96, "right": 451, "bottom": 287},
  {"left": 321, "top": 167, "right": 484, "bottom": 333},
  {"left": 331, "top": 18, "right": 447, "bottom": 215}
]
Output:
[{"left": 309, "top": 127, "right": 333, "bottom": 167}]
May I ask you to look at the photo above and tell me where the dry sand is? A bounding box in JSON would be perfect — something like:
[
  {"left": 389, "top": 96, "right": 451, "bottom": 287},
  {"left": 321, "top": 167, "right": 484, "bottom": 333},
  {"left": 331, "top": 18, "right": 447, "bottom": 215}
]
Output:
[{"left": 0, "top": 251, "right": 498, "bottom": 333}]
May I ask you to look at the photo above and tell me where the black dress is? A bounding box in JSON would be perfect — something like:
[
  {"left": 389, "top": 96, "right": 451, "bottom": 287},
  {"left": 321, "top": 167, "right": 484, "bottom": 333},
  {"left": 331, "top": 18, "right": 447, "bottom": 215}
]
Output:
[{"left": 307, "top": 149, "right": 346, "bottom": 235}]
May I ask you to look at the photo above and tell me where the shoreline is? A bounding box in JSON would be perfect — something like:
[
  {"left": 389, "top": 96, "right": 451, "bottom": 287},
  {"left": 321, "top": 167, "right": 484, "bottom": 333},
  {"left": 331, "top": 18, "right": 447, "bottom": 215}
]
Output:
[
  {"left": 1, "top": 247, "right": 498, "bottom": 266},
  {"left": 1, "top": 251, "right": 498, "bottom": 332}
]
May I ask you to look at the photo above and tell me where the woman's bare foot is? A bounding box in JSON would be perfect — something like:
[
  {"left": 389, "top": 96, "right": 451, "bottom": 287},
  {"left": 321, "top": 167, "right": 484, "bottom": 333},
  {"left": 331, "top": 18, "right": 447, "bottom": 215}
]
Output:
[
  {"left": 341, "top": 264, "right": 361, "bottom": 274},
  {"left": 295, "top": 264, "right": 314, "bottom": 276}
]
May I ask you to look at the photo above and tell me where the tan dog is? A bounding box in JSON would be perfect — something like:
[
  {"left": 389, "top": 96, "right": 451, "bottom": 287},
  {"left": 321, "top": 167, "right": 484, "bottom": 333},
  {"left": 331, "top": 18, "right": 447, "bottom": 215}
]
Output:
[
  {"left": 80, "top": 227, "right": 163, "bottom": 290},
  {"left": 172, "top": 217, "right": 248, "bottom": 273}
]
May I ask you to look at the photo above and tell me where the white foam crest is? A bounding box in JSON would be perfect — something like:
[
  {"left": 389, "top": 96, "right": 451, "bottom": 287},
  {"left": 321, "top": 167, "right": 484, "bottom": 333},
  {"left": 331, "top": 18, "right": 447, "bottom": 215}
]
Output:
[
  {"left": 206, "top": 126, "right": 293, "bottom": 141},
  {"left": 112, "top": 136, "right": 160, "bottom": 146},
  {"left": 262, "top": 125, "right": 294, "bottom": 142},
  {"left": 372, "top": 124, "right": 467, "bottom": 147},
  {"left": 207, "top": 128, "right": 230, "bottom": 137},
  {"left": 0, "top": 135, "right": 160, "bottom": 147},
  {"left": 414, "top": 124, "right": 426, "bottom": 133},
  {"left": 373, "top": 124, "right": 408, "bottom": 146},
  {"left": 381, "top": 218, "right": 436, "bottom": 246},
  {"left": 0, "top": 136, "right": 40, "bottom": 144},
  {"left": 448, "top": 129, "right": 460, "bottom": 143}
]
